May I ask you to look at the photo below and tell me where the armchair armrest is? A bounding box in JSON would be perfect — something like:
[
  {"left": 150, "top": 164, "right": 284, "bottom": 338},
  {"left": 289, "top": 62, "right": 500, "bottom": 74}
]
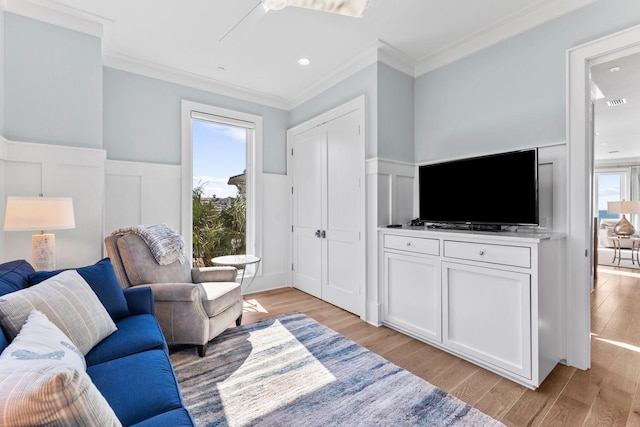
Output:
[
  {"left": 146, "top": 282, "right": 200, "bottom": 302},
  {"left": 192, "top": 266, "right": 238, "bottom": 283},
  {"left": 124, "top": 286, "right": 155, "bottom": 315}
]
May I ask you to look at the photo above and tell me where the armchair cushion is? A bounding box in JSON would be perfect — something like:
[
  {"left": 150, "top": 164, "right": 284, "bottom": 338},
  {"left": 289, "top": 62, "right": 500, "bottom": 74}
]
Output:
[
  {"left": 28, "top": 258, "right": 130, "bottom": 321},
  {"left": 117, "top": 234, "right": 191, "bottom": 285},
  {"left": 198, "top": 282, "right": 242, "bottom": 317}
]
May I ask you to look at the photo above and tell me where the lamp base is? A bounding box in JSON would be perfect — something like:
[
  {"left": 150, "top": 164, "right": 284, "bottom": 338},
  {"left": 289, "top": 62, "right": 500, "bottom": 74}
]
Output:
[
  {"left": 614, "top": 214, "right": 636, "bottom": 237},
  {"left": 32, "top": 233, "right": 55, "bottom": 271}
]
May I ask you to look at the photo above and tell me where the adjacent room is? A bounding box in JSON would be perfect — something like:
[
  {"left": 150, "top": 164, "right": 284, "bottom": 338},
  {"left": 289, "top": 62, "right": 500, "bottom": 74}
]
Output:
[{"left": 2, "top": 0, "right": 640, "bottom": 426}]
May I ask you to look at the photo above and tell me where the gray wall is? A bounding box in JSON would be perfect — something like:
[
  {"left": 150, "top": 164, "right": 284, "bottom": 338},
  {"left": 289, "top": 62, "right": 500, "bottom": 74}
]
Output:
[
  {"left": 4, "top": 13, "right": 102, "bottom": 148},
  {"left": 378, "top": 63, "right": 414, "bottom": 164},
  {"left": 103, "top": 68, "right": 289, "bottom": 174},
  {"left": 289, "top": 63, "right": 378, "bottom": 159},
  {"left": 289, "top": 62, "right": 413, "bottom": 163},
  {"left": 414, "top": 0, "right": 640, "bottom": 164}
]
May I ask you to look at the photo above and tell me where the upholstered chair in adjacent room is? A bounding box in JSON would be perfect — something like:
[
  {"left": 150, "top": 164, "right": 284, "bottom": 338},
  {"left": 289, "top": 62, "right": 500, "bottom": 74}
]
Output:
[{"left": 104, "top": 231, "right": 243, "bottom": 357}]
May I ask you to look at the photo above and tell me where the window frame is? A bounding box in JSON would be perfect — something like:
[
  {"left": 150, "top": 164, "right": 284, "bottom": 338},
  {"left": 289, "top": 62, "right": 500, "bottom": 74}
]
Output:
[
  {"left": 594, "top": 167, "right": 630, "bottom": 225},
  {"left": 181, "top": 100, "right": 263, "bottom": 271}
]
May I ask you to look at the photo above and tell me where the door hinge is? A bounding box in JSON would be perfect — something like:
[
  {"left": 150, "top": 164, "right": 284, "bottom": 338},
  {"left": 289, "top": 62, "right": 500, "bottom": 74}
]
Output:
[
  {"left": 291, "top": 187, "right": 294, "bottom": 194},
  {"left": 291, "top": 225, "right": 294, "bottom": 232},
  {"left": 291, "top": 148, "right": 294, "bottom": 156},
  {"left": 291, "top": 263, "right": 294, "bottom": 271}
]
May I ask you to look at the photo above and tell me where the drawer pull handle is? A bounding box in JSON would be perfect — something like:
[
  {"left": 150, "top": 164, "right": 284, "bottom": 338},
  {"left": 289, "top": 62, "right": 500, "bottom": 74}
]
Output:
[
  {"left": 479, "top": 250, "right": 485, "bottom": 256},
  {"left": 406, "top": 242, "right": 412, "bottom": 246}
]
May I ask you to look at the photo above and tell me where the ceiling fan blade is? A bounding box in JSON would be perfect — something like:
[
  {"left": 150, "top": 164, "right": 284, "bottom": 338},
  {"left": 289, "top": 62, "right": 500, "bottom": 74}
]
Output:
[
  {"left": 265, "top": 0, "right": 370, "bottom": 17},
  {"left": 220, "top": 1, "right": 269, "bottom": 43}
]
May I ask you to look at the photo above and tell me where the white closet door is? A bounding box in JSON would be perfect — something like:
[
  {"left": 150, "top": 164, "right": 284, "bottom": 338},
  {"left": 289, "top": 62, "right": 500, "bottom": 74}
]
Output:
[
  {"left": 290, "top": 103, "right": 364, "bottom": 316},
  {"left": 322, "top": 111, "right": 363, "bottom": 315},
  {"left": 291, "top": 128, "right": 323, "bottom": 298}
]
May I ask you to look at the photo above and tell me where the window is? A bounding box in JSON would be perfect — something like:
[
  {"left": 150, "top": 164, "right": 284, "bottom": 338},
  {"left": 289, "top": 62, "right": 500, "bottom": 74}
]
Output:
[
  {"left": 594, "top": 169, "right": 629, "bottom": 227},
  {"left": 181, "top": 101, "right": 263, "bottom": 271},
  {"left": 191, "top": 118, "right": 247, "bottom": 266}
]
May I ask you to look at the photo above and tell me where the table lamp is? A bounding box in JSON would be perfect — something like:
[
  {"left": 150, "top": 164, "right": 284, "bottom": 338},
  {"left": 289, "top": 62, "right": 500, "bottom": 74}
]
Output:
[
  {"left": 607, "top": 200, "right": 640, "bottom": 237},
  {"left": 3, "top": 196, "right": 76, "bottom": 270}
]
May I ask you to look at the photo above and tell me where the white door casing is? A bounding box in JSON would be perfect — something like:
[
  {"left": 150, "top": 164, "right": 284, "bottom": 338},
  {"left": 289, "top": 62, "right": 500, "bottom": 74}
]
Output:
[{"left": 288, "top": 96, "right": 366, "bottom": 317}]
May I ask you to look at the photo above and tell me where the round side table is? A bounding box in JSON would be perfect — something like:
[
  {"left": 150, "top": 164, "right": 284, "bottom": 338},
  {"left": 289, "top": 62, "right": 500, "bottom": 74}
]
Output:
[{"left": 211, "top": 254, "right": 261, "bottom": 293}]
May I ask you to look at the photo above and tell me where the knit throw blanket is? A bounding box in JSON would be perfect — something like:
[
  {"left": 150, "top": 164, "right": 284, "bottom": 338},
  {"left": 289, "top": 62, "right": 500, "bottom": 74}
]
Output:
[{"left": 111, "top": 224, "right": 185, "bottom": 265}]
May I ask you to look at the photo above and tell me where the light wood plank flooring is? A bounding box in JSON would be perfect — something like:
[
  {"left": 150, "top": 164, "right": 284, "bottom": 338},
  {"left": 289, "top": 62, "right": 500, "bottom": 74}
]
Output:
[{"left": 239, "top": 265, "right": 640, "bottom": 426}]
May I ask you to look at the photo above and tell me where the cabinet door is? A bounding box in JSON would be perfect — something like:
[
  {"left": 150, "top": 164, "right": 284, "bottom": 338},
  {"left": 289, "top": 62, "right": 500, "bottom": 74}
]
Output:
[
  {"left": 383, "top": 252, "right": 441, "bottom": 342},
  {"left": 442, "top": 262, "right": 531, "bottom": 379}
]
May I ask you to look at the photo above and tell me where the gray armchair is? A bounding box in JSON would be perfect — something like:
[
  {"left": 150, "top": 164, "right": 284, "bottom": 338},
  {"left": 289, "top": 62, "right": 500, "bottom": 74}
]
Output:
[{"left": 104, "top": 232, "right": 243, "bottom": 357}]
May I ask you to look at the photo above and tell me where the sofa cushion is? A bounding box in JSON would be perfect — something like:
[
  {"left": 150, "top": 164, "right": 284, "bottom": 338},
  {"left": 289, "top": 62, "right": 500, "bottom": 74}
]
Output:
[
  {"left": 0, "top": 259, "right": 35, "bottom": 297},
  {"left": 129, "top": 408, "right": 196, "bottom": 427},
  {"left": 88, "top": 349, "right": 185, "bottom": 427},
  {"left": 198, "top": 281, "right": 242, "bottom": 316},
  {"left": 85, "top": 313, "right": 167, "bottom": 366},
  {"left": 28, "top": 258, "right": 130, "bottom": 321},
  {"left": 0, "top": 270, "right": 117, "bottom": 354},
  {"left": 117, "top": 234, "right": 191, "bottom": 285},
  {"left": 0, "top": 311, "right": 121, "bottom": 427}
]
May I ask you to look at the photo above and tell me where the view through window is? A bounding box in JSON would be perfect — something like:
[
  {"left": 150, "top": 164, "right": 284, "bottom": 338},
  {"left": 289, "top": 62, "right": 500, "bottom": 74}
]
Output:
[
  {"left": 192, "top": 119, "right": 247, "bottom": 267},
  {"left": 596, "top": 171, "right": 627, "bottom": 226}
]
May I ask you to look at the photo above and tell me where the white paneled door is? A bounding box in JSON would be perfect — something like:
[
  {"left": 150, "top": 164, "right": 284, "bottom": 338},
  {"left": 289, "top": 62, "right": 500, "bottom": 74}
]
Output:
[{"left": 290, "top": 100, "right": 365, "bottom": 317}]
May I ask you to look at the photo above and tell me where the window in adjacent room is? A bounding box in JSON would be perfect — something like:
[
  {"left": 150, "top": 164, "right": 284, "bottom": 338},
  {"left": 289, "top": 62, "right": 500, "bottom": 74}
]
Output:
[{"left": 594, "top": 169, "right": 629, "bottom": 226}]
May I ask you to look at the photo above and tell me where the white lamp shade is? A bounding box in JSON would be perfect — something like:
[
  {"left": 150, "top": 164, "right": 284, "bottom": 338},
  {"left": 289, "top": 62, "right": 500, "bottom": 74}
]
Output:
[
  {"left": 4, "top": 197, "right": 76, "bottom": 231},
  {"left": 607, "top": 200, "right": 640, "bottom": 215}
]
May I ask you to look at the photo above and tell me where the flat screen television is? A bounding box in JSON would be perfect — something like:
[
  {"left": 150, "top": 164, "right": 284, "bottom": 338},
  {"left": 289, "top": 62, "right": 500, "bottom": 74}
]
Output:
[{"left": 419, "top": 149, "right": 538, "bottom": 229}]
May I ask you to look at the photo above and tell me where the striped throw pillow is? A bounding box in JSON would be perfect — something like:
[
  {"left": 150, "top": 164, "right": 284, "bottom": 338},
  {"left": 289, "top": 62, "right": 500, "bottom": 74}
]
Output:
[
  {"left": 0, "top": 270, "right": 117, "bottom": 355},
  {"left": 0, "top": 310, "right": 121, "bottom": 426}
]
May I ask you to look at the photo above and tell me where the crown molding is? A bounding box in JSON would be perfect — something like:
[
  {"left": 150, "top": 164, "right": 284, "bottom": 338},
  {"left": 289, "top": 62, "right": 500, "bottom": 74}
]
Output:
[
  {"left": 2, "top": 0, "right": 106, "bottom": 38},
  {"left": 2, "top": 0, "right": 597, "bottom": 111},
  {"left": 415, "top": 0, "right": 597, "bottom": 76},
  {"left": 103, "top": 54, "right": 290, "bottom": 110},
  {"left": 288, "top": 40, "right": 415, "bottom": 109}
]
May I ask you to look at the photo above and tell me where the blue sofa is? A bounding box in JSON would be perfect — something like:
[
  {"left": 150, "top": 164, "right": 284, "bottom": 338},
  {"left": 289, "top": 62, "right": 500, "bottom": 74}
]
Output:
[{"left": 0, "top": 259, "right": 196, "bottom": 427}]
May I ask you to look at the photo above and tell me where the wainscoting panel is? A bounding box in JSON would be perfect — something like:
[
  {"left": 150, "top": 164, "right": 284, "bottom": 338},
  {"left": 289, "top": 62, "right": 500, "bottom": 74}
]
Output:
[
  {"left": 1, "top": 140, "right": 105, "bottom": 269},
  {"left": 104, "top": 160, "right": 182, "bottom": 237}
]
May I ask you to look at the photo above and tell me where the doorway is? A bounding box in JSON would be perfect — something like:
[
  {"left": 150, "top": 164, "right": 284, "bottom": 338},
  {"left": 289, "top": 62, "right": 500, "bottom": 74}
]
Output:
[{"left": 568, "top": 24, "right": 640, "bottom": 371}]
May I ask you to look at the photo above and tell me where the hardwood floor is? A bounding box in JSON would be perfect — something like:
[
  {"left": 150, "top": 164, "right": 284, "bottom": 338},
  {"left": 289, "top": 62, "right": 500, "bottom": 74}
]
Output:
[{"left": 240, "top": 265, "right": 640, "bottom": 426}]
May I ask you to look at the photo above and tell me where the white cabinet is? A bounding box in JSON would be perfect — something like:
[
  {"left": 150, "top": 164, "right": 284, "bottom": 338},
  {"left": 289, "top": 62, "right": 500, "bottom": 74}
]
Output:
[
  {"left": 384, "top": 252, "right": 441, "bottom": 342},
  {"left": 442, "top": 262, "right": 531, "bottom": 379},
  {"left": 379, "top": 228, "right": 565, "bottom": 389}
]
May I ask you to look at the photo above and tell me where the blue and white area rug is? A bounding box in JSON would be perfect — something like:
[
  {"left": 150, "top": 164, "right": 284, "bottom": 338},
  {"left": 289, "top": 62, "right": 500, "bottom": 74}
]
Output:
[{"left": 170, "top": 312, "right": 504, "bottom": 427}]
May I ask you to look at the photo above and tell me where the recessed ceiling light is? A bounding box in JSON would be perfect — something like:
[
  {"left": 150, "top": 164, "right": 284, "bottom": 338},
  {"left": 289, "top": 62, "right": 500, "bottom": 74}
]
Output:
[
  {"left": 298, "top": 58, "right": 311, "bottom": 66},
  {"left": 609, "top": 66, "right": 621, "bottom": 72}
]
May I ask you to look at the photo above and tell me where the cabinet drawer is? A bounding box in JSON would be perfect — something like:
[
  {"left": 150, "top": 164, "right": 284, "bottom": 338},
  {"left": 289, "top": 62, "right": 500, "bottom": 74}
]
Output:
[
  {"left": 443, "top": 240, "right": 530, "bottom": 268},
  {"left": 384, "top": 234, "right": 440, "bottom": 256}
]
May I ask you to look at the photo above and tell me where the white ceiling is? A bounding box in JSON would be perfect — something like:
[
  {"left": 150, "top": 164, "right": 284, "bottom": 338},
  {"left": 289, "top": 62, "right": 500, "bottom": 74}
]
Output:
[
  {"left": 14, "top": 0, "right": 596, "bottom": 109},
  {"left": 592, "top": 50, "right": 640, "bottom": 163}
]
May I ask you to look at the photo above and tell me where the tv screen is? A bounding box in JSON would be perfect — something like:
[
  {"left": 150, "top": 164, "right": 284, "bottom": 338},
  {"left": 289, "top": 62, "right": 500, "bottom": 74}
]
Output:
[{"left": 419, "top": 149, "right": 538, "bottom": 228}]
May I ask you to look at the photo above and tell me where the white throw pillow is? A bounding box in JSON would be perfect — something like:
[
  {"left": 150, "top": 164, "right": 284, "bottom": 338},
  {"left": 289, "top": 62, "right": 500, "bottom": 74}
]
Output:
[
  {"left": 0, "top": 270, "right": 117, "bottom": 355},
  {"left": 0, "top": 310, "right": 122, "bottom": 427},
  {"left": 0, "top": 309, "right": 85, "bottom": 369}
]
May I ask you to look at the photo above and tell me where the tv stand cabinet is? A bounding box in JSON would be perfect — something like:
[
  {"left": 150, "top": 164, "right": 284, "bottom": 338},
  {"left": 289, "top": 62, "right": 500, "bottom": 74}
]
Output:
[{"left": 379, "top": 227, "right": 566, "bottom": 389}]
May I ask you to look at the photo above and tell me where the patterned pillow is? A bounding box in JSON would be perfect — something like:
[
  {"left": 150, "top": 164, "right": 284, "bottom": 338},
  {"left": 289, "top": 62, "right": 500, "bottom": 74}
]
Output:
[
  {"left": 28, "top": 258, "right": 130, "bottom": 321},
  {"left": 0, "top": 310, "right": 85, "bottom": 370},
  {"left": 0, "top": 310, "right": 121, "bottom": 427},
  {"left": 0, "top": 270, "right": 117, "bottom": 355}
]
